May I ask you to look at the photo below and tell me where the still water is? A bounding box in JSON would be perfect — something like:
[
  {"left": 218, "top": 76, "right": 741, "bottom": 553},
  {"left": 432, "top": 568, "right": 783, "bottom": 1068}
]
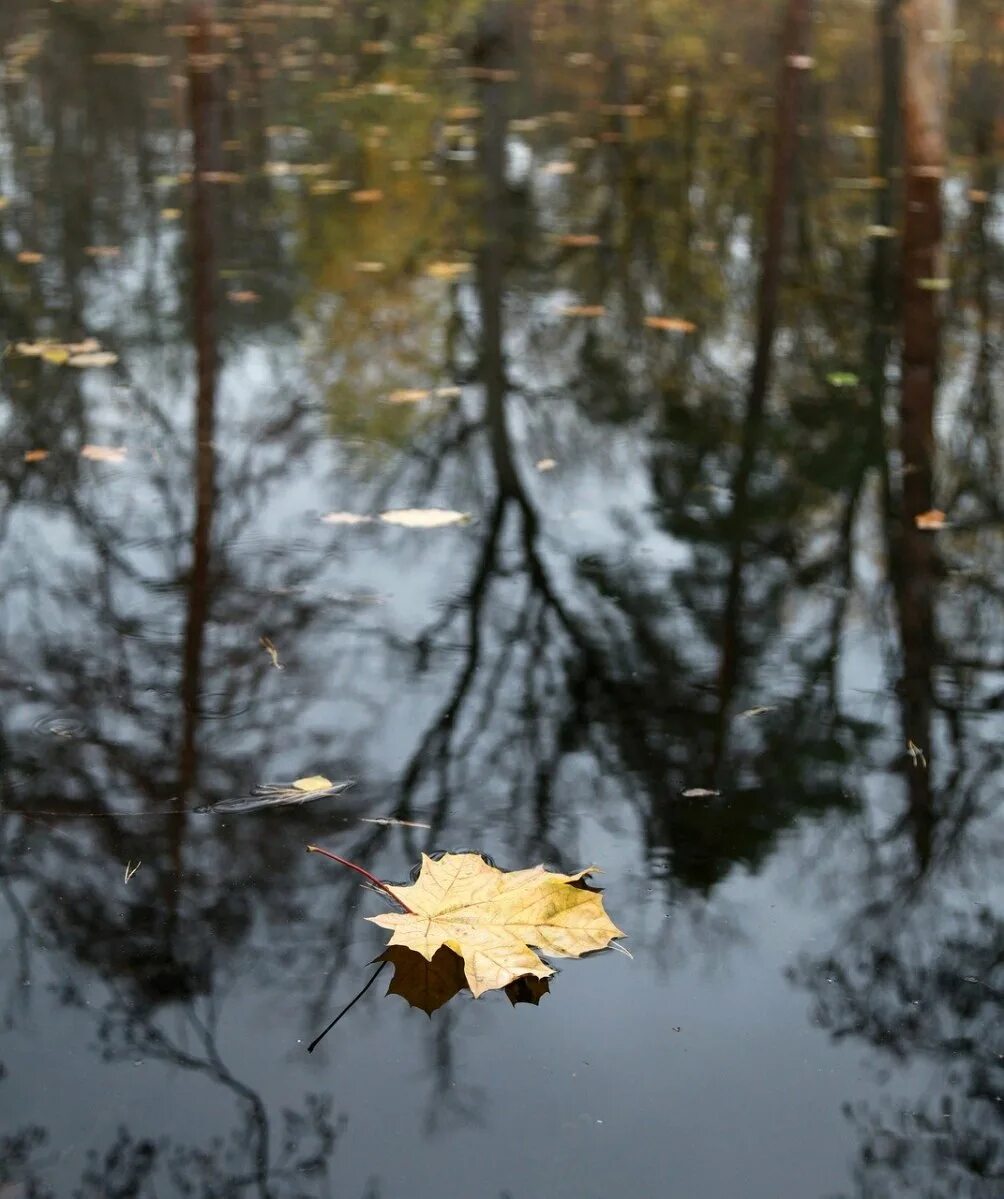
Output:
[{"left": 1, "top": 1, "right": 1001, "bottom": 1196}]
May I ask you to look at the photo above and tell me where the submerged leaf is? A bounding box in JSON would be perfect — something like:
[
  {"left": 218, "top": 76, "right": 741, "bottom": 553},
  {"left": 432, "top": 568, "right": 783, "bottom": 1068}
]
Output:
[{"left": 369, "top": 852, "right": 624, "bottom": 998}]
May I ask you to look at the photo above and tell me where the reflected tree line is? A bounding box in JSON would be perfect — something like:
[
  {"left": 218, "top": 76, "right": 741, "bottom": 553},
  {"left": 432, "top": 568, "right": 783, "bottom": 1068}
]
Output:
[{"left": 0, "top": 0, "right": 1001, "bottom": 1194}]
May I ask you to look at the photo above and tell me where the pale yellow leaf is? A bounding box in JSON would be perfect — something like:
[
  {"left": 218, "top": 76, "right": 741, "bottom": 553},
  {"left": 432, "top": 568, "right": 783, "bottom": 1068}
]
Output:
[
  {"left": 369, "top": 852, "right": 624, "bottom": 998},
  {"left": 379, "top": 508, "right": 470, "bottom": 528},
  {"left": 320, "top": 511, "right": 373, "bottom": 525},
  {"left": 68, "top": 351, "right": 118, "bottom": 368},
  {"left": 80, "top": 445, "right": 127, "bottom": 463},
  {"left": 292, "top": 775, "right": 334, "bottom": 792},
  {"left": 424, "top": 261, "right": 472, "bottom": 280},
  {"left": 350, "top": 188, "right": 383, "bottom": 203},
  {"left": 387, "top": 388, "right": 430, "bottom": 404}
]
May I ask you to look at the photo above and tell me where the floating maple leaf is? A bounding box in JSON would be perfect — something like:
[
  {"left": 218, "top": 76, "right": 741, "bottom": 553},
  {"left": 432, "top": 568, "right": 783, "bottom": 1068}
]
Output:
[{"left": 367, "top": 852, "right": 624, "bottom": 998}]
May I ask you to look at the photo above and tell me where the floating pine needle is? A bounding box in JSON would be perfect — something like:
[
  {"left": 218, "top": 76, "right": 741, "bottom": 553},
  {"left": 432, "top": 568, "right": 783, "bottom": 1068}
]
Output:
[
  {"left": 907, "top": 740, "right": 927, "bottom": 769},
  {"left": 124, "top": 860, "right": 141, "bottom": 883},
  {"left": 682, "top": 788, "right": 720, "bottom": 798},
  {"left": 739, "top": 706, "right": 776, "bottom": 718},
  {"left": 360, "top": 816, "right": 432, "bottom": 829},
  {"left": 260, "top": 635, "right": 284, "bottom": 670}
]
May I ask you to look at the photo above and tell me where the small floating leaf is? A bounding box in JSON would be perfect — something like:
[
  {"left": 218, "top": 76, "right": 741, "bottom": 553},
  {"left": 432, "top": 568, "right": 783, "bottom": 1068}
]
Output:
[
  {"left": 68, "top": 351, "right": 119, "bottom": 368},
  {"left": 826, "top": 371, "right": 859, "bottom": 387},
  {"left": 387, "top": 388, "right": 431, "bottom": 404},
  {"left": 559, "top": 304, "right": 605, "bottom": 318},
  {"left": 80, "top": 445, "right": 127, "bottom": 463},
  {"left": 424, "top": 261, "right": 472, "bottom": 280},
  {"left": 536, "top": 458, "right": 557, "bottom": 472},
  {"left": 23, "top": 449, "right": 49, "bottom": 463},
  {"left": 554, "top": 233, "right": 601, "bottom": 247},
  {"left": 320, "top": 511, "right": 373, "bottom": 525},
  {"left": 915, "top": 508, "right": 947, "bottom": 530},
  {"left": 350, "top": 188, "right": 384, "bottom": 203},
  {"left": 645, "top": 316, "right": 697, "bottom": 333},
  {"left": 293, "top": 775, "right": 334, "bottom": 792},
  {"left": 379, "top": 508, "right": 470, "bottom": 528}
]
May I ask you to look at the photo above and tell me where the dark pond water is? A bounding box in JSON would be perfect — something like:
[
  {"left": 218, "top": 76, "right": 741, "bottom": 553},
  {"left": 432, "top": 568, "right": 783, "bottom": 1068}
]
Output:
[{"left": 1, "top": 1, "right": 1002, "bottom": 1196}]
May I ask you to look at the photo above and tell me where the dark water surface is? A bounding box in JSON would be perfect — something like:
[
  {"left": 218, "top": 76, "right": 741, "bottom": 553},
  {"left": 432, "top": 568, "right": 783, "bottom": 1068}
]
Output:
[{"left": 1, "top": 2, "right": 1002, "bottom": 1196}]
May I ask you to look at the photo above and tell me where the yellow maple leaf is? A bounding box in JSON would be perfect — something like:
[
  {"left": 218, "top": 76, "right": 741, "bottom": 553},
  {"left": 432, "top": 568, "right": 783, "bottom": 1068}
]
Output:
[{"left": 368, "top": 852, "right": 624, "bottom": 998}]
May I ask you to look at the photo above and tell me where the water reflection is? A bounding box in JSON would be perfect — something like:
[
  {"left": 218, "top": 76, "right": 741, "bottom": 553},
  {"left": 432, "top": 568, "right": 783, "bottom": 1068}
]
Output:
[{"left": 0, "top": 1, "right": 1001, "bottom": 1196}]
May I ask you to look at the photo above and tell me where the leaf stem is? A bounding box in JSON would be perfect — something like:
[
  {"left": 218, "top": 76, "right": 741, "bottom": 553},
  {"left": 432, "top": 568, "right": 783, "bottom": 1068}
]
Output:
[
  {"left": 306, "top": 960, "right": 389, "bottom": 1053},
  {"left": 306, "top": 844, "right": 413, "bottom": 913}
]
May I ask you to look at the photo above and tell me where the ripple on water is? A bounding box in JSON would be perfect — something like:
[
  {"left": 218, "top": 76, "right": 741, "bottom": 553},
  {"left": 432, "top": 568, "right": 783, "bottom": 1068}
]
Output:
[
  {"left": 183, "top": 690, "right": 252, "bottom": 720},
  {"left": 30, "top": 714, "right": 88, "bottom": 739}
]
